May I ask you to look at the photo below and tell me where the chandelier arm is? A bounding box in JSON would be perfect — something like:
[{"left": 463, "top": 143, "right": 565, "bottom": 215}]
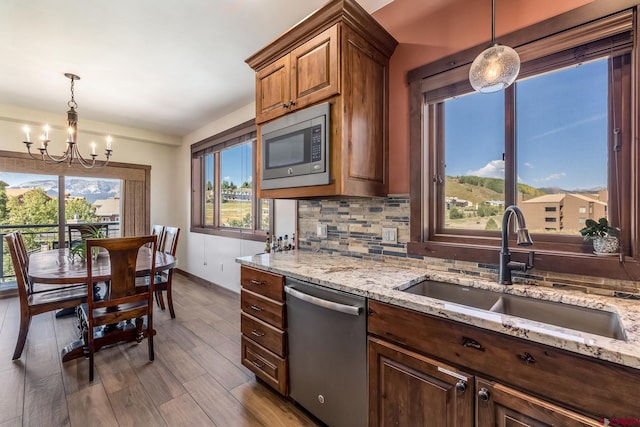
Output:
[{"left": 22, "top": 73, "right": 112, "bottom": 168}]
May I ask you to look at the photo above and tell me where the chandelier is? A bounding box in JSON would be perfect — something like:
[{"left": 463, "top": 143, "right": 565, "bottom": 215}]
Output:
[
  {"left": 468, "top": 0, "right": 520, "bottom": 93},
  {"left": 23, "top": 73, "right": 113, "bottom": 168}
]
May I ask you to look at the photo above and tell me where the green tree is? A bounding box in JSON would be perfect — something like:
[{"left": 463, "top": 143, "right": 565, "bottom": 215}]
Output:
[
  {"left": 485, "top": 218, "right": 499, "bottom": 230},
  {"left": 0, "top": 180, "right": 8, "bottom": 220},
  {"left": 65, "top": 198, "right": 98, "bottom": 222},
  {"left": 241, "top": 180, "right": 251, "bottom": 189},
  {"left": 227, "top": 212, "right": 252, "bottom": 228},
  {"left": 449, "top": 206, "right": 464, "bottom": 219},
  {"left": 222, "top": 180, "right": 237, "bottom": 190},
  {"left": 6, "top": 189, "right": 58, "bottom": 225},
  {"left": 206, "top": 180, "right": 213, "bottom": 191}
]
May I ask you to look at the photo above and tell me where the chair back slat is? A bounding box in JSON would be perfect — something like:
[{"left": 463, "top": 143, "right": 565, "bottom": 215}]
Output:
[
  {"left": 151, "top": 225, "right": 166, "bottom": 251},
  {"left": 87, "top": 236, "right": 157, "bottom": 301},
  {"left": 162, "top": 227, "right": 180, "bottom": 256},
  {"left": 5, "top": 232, "right": 31, "bottom": 302}
]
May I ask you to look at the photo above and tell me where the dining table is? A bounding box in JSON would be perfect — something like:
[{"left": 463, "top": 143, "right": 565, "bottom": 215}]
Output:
[{"left": 27, "top": 247, "right": 178, "bottom": 362}]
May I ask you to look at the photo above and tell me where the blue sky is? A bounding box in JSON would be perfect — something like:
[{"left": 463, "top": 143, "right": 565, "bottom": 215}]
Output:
[
  {"left": 204, "top": 141, "right": 254, "bottom": 187},
  {"left": 444, "top": 58, "right": 608, "bottom": 191}
]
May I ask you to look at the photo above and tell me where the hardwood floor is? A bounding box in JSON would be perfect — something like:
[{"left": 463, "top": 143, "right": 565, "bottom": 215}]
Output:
[{"left": 0, "top": 274, "right": 321, "bottom": 427}]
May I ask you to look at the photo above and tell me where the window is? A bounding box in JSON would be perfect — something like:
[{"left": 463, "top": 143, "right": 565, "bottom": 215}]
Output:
[
  {"left": 408, "top": 7, "right": 639, "bottom": 279},
  {"left": 191, "top": 120, "right": 272, "bottom": 240}
]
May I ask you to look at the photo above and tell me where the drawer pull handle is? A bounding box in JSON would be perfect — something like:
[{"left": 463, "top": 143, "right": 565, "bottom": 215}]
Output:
[
  {"left": 251, "top": 359, "right": 265, "bottom": 369},
  {"left": 462, "top": 337, "right": 485, "bottom": 351},
  {"left": 250, "top": 279, "right": 265, "bottom": 286},
  {"left": 517, "top": 352, "right": 536, "bottom": 364},
  {"left": 251, "top": 330, "right": 265, "bottom": 337},
  {"left": 250, "top": 305, "right": 263, "bottom": 312},
  {"left": 478, "top": 388, "right": 491, "bottom": 402}
]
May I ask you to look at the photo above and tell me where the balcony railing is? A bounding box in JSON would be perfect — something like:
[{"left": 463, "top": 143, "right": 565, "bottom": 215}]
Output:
[{"left": 0, "top": 222, "right": 120, "bottom": 283}]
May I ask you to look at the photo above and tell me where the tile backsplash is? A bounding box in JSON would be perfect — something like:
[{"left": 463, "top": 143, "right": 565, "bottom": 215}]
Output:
[{"left": 297, "top": 196, "right": 639, "bottom": 295}]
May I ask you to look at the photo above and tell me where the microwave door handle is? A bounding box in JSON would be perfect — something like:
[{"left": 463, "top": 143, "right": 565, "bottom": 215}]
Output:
[{"left": 284, "top": 286, "right": 362, "bottom": 316}]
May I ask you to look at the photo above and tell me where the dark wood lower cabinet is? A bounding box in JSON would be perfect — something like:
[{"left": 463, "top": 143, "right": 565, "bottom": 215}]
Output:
[
  {"left": 368, "top": 337, "right": 474, "bottom": 426},
  {"left": 475, "top": 378, "right": 601, "bottom": 427}
]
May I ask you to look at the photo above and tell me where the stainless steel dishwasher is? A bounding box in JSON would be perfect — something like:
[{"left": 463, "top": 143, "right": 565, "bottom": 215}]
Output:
[{"left": 285, "top": 277, "right": 367, "bottom": 427}]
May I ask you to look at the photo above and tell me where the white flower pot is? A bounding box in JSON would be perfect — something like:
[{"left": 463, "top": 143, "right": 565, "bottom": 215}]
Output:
[{"left": 593, "top": 236, "right": 618, "bottom": 254}]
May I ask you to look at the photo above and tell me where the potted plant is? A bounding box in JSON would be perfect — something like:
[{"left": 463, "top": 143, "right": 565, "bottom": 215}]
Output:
[
  {"left": 579, "top": 217, "right": 620, "bottom": 254},
  {"left": 68, "top": 225, "right": 107, "bottom": 261}
]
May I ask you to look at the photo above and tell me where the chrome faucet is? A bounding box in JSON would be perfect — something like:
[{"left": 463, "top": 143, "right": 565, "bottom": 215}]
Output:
[{"left": 499, "top": 205, "right": 534, "bottom": 285}]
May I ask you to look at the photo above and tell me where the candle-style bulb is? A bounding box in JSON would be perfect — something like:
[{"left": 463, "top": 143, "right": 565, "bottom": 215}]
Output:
[
  {"left": 106, "top": 136, "right": 112, "bottom": 151},
  {"left": 23, "top": 126, "right": 30, "bottom": 142},
  {"left": 91, "top": 141, "right": 96, "bottom": 155},
  {"left": 68, "top": 126, "right": 74, "bottom": 142},
  {"left": 43, "top": 124, "right": 49, "bottom": 140}
]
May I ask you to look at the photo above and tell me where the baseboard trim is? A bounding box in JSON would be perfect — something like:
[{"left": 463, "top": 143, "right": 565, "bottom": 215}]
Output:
[{"left": 175, "top": 268, "right": 238, "bottom": 297}]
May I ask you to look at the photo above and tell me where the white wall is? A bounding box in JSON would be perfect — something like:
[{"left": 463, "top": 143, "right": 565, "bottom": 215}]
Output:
[
  {"left": 0, "top": 103, "right": 181, "bottom": 237},
  {"left": 178, "top": 102, "right": 296, "bottom": 293},
  {"left": 0, "top": 102, "right": 296, "bottom": 294}
]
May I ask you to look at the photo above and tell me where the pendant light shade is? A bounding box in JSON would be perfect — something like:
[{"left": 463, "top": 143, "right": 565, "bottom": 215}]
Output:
[{"left": 469, "top": 0, "right": 520, "bottom": 93}]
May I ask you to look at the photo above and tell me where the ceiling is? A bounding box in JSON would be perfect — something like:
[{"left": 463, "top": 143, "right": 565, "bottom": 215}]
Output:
[{"left": 0, "top": 0, "right": 393, "bottom": 138}]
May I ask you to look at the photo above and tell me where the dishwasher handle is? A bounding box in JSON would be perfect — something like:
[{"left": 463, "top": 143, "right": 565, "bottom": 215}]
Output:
[{"left": 284, "top": 285, "right": 362, "bottom": 316}]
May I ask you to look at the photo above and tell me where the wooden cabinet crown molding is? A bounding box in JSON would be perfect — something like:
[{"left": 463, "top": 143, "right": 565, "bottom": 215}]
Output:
[{"left": 245, "top": 0, "right": 397, "bottom": 72}]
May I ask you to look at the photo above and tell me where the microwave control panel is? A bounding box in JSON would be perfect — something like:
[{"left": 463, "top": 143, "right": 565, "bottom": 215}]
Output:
[{"left": 311, "top": 125, "right": 322, "bottom": 163}]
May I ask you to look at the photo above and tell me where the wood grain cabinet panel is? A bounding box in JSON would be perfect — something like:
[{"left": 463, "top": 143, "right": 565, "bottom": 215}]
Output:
[
  {"left": 369, "top": 337, "right": 474, "bottom": 426},
  {"left": 241, "top": 335, "right": 287, "bottom": 395},
  {"left": 475, "top": 378, "right": 601, "bottom": 427},
  {"left": 255, "top": 56, "right": 290, "bottom": 124},
  {"left": 240, "top": 289, "right": 285, "bottom": 329},
  {"left": 246, "top": 0, "right": 398, "bottom": 199},
  {"left": 240, "top": 266, "right": 288, "bottom": 395},
  {"left": 368, "top": 300, "right": 640, "bottom": 421},
  {"left": 240, "top": 266, "right": 284, "bottom": 302}
]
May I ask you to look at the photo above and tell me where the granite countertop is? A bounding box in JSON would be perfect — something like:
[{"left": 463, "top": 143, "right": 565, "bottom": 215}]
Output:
[{"left": 237, "top": 251, "right": 640, "bottom": 369}]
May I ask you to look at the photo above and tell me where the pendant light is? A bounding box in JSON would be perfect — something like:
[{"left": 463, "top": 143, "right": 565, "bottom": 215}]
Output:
[{"left": 469, "top": 0, "right": 520, "bottom": 93}]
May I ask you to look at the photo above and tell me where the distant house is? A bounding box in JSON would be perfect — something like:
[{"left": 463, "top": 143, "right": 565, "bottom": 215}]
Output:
[
  {"left": 5, "top": 188, "right": 33, "bottom": 198},
  {"left": 519, "top": 192, "right": 607, "bottom": 233},
  {"left": 445, "top": 197, "right": 472, "bottom": 210},
  {"left": 92, "top": 197, "right": 121, "bottom": 222}
]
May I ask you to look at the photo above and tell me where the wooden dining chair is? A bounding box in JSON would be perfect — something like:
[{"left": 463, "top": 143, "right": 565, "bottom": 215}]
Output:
[
  {"left": 84, "top": 235, "right": 157, "bottom": 381},
  {"left": 154, "top": 226, "right": 180, "bottom": 318},
  {"left": 6, "top": 232, "right": 87, "bottom": 360},
  {"left": 151, "top": 225, "right": 165, "bottom": 250}
]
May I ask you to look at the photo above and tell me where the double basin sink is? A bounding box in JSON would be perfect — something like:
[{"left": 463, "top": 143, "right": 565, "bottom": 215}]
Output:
[{"left": 402, "top": 280, "right": 627, "bottom": 341}]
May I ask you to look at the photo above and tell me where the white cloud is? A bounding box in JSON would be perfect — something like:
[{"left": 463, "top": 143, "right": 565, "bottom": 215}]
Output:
[
  {"left": 223, "top": 176, "right": 231, "bottom": 181},
  {"left": 467, "top": 160, "right": 504, "bottom": 179},
  {"left": 524, "top": 162, "right": 534, "bottom": 169},
  {"left": 536, "top": 172, "right": 567, "bottom": 182}
]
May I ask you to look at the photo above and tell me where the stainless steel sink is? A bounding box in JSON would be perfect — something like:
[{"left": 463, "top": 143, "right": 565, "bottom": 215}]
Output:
[{"left": 402, "top": 280, "right": 627, "bottom": 341}]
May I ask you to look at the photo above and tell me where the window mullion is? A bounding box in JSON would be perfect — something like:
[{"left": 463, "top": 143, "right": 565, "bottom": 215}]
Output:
[
  {"left": 214, "top": 152, "right": 221, "bottom": 228},
  {"left": 504, "top": 85, "right": 517, "bottom": 207}
]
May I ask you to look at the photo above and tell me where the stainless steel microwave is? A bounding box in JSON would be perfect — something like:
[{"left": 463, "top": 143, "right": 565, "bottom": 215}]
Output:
[{"left": 260, "top": 102, "right": 330, "bottom": 190}]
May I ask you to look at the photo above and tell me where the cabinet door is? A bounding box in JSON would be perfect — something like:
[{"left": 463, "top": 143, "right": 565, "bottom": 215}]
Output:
[
  {"left": 369, "top": 337, "right": 473, "bottom": 427},
  {"left": 290, "top": 25, "right": 339, "bottom": 110},
  {"left": 476, "top": 378, "right": 601, "bottom": 427},
  {"left": 256, "top": 55, "right": 290, "bottom": 123}
]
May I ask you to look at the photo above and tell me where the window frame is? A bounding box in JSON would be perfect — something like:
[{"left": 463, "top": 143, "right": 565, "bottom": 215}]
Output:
[
  {"left": 190, "top": 119, "right": 273, "bottom": 241},
  {"left": 407, "top": 3, "right": 640, "bottom": 280}
]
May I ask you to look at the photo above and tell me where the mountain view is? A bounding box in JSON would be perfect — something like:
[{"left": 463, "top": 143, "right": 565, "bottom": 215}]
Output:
[{"left": 8, "top": 178, "right": 120, "bottom": 203}]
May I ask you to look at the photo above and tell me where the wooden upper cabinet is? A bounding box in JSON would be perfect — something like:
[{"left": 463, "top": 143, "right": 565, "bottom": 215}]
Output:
[
  {"left": 255, "top": 56, "right": 290, "bottom": 124},
  {"left": 246, "top": 0, "right": 397, "bottom": 199},
  {"left": 290, "top": 26, "right": 339, "bottom": 112},
  {"left": 256, "top": 26, "right": 339, "bottom": 124}
]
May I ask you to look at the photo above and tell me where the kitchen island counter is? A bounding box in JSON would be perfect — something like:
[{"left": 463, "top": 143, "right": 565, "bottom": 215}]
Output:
[{"left": 237, "top": 250, "right": 640, "bottom": 369}]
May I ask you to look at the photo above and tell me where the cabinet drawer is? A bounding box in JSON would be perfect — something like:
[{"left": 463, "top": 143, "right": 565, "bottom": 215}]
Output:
[
  {"left": 241, "top": 289, "right": 285, "bottom": 328},
  {"left": 368, "top": 300, "right": 640, "bottom": 418},
  {"left": 241, "top": 312, "right": 286, "bottom": 357},
  {"left": 241, "top": 335, "right": 288, "bottom": 396},
  {"left": 240, "top": 266, "right": 284, "bottom": 302}
]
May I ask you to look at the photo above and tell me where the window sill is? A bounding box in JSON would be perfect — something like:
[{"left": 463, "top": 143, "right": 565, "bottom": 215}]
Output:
[
  {"left": 190, "top": 226, "right": 266, "bottom": 242},
  {"left": 408, "top": 241, "right": 640, "bottom": 281}
]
